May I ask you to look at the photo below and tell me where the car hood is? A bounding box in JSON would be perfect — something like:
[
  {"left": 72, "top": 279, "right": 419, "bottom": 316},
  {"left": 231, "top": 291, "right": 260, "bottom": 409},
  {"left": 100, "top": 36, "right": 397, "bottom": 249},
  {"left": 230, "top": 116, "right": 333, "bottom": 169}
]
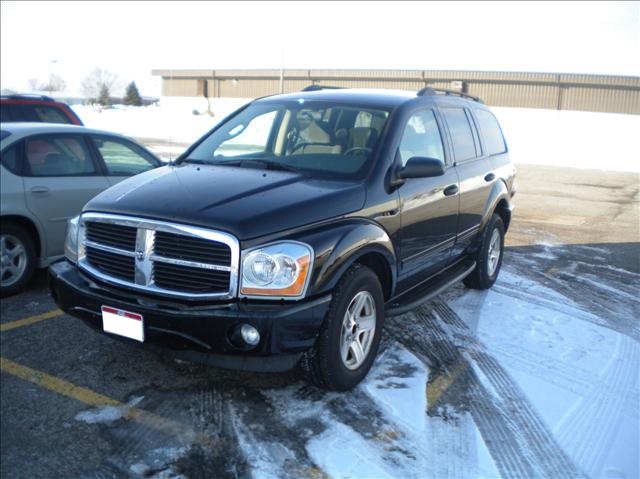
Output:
[{"left": 84, "top": 164, "right": 366, "bottom": 240}]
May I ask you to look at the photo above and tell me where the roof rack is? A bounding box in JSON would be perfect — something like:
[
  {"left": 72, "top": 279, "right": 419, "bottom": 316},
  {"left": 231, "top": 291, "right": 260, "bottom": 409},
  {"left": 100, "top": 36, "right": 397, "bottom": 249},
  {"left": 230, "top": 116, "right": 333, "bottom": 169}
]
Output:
[
  {"left": 1, "top": 93, "right": 56, "bottom": 102},
  {"left": 301, "top": 85, "right": 346, "bottom": 92},
  {"left": 417, "top": 87, "right": 483, "bottom": 103}
]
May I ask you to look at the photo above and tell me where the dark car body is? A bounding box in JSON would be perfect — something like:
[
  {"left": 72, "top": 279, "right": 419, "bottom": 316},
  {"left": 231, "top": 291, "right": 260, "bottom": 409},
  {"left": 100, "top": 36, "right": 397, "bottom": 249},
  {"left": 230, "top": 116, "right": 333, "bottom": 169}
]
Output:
[
  {"left": 49, "top": 87, "right": 515, "bottom": 374},
  {"left": 1, "top": 95, "right": 83, "bottom": 125}
]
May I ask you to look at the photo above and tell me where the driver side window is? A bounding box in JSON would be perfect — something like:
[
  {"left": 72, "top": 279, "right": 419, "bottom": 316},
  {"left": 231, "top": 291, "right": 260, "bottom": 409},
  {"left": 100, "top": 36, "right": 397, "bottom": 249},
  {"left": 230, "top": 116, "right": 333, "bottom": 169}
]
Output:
[
  {"left": 214, "top": 110, "right": 278, "bottom": 157},
  {"left": 399, "top": 110, "right": 445, "bottom": 166}
]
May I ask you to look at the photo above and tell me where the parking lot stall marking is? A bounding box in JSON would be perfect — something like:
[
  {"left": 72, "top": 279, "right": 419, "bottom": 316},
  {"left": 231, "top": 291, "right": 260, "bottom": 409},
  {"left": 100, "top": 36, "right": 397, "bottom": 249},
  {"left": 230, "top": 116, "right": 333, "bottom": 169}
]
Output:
[
  {"left": 0, "top": 309, "right": 65, "bottom": 333},
  {"left": 0, "top": 357, "right": 217, "bottom": 447}
]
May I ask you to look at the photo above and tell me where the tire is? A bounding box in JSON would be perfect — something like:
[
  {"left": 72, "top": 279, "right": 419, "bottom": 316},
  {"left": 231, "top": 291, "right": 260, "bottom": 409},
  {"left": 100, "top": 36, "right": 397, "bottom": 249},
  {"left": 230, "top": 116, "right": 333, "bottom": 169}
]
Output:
[
  {"left": 0, "top": 223, "right": 36, "bottom": 297},
  {"left": 463, "top": 213, "right": 505, "bottom": 290},
  {"left": 301, "top": 264, "right": 385, "bottom": 391}
]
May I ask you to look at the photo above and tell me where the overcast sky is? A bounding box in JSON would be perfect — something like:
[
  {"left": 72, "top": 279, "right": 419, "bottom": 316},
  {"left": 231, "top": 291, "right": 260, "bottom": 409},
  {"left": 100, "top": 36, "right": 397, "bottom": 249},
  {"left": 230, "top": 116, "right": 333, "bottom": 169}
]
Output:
[{"left": 1, "top": 1, "right": 638, "bottom": 96}]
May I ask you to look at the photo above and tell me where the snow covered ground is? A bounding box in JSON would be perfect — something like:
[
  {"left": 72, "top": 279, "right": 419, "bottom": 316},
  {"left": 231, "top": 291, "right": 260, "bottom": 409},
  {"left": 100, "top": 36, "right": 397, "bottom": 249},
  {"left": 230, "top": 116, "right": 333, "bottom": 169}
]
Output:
[
  {"left": 72, "top": 96, "right": 640, "bottom": 173},
  {"left": 62, "top": 251, "right": 637, "bottom": 479}
]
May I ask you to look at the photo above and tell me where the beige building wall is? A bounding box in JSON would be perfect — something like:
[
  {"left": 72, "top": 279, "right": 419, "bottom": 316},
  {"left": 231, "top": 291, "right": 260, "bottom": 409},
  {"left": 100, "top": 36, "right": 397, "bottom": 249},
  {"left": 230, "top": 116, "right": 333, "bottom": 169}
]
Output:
[{"left": 152, "top": 69, "right": 640, "bottom": 114}]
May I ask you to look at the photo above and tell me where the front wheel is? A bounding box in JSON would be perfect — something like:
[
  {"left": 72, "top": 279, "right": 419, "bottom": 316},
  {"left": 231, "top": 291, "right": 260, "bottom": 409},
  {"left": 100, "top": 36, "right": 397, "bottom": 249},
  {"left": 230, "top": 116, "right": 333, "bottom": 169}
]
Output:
[
  {"left": 301, "top": 264, "right": 384, "bottom": 391},
  {"left": 1, "top": 224, "right": 36, "bottom": 297},
  {"left": 463, "top": 213, "right": 505, "bottom": 290}
]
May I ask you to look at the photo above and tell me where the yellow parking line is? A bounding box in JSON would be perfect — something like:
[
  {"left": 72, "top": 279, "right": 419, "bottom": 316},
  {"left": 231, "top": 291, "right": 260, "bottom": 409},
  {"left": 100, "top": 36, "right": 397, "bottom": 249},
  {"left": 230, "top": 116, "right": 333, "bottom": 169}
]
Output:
[
  {"left": 0, "top": 309, "right": 65, "bottom": 333},
  {"left": 426, "top": 359, "right": 468, "bottom": 409},
  {"left": 0, "top": 357, "right": 215, "bottom": 446}
]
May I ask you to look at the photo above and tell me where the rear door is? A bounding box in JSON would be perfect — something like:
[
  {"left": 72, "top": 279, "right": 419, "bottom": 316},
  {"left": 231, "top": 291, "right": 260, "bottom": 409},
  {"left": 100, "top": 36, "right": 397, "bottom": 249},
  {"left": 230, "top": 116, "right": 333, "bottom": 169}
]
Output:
[
  {"left": 440, "top": 106, "right": 493, "bottom": 257},
  {"left": 396, "top": 108, "right": 459, "bottom": 286},
  {"left": 21, "top": 133, "right": 111, "bottom": 257},
  {"left": 89, "top": 135, "right": 160, "bottom": 185}
]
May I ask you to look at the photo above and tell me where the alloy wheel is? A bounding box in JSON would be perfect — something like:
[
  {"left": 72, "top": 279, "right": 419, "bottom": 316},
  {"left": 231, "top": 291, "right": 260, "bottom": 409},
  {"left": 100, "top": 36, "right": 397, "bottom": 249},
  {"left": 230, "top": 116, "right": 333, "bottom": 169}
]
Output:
[
  {"left": 0, "top": 234, "right": 28, "bottom": 287},
  {"left": 340, "top": 290, "right": 376, "bottom": 370},
  {"left": 487, "top": 228, "right": 502, "bottom": 277}
]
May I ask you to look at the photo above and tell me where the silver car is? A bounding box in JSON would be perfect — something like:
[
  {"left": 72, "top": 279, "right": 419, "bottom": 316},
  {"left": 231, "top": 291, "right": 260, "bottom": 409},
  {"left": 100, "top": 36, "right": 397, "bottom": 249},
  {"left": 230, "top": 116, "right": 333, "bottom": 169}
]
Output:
[{"left": 0, "top": 123, "right": 162, "bottom": 296}]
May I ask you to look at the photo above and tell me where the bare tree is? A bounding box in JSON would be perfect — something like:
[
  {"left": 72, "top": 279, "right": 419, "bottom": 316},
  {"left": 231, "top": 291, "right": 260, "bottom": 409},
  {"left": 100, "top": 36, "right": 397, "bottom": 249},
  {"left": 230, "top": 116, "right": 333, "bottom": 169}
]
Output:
[
  {"left": 27, "top": 78, "right": 40, "bottom": 91},
  {"left": 41, "top": 75, "right": 67, "bottom": 93},
  {"left": 81, "top": 68, "right": 121, "bottom": 101}
]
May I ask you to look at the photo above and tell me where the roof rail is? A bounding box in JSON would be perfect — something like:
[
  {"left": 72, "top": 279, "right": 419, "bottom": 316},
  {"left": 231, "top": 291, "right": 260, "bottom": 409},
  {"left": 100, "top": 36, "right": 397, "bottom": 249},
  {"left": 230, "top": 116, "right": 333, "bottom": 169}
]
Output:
[
  {"left": 417, "top": 87, "right": 483, "bottom": 103},
  {"left": 1, "top": 93, "right": 56, "bottom": 102},
  {"left": 301, "top": 85, "right": 346, "bottom": 92}
]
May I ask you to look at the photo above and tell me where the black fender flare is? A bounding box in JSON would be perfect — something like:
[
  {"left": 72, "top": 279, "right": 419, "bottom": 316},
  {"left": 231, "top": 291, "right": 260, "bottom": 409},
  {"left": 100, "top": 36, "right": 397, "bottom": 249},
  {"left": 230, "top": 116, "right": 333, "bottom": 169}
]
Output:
[
  {"left": 479, "top": 179, "right": 512, "bottom": 232},
  {"left": 291, "top": 218, "right": 398, "bottom": 298}
]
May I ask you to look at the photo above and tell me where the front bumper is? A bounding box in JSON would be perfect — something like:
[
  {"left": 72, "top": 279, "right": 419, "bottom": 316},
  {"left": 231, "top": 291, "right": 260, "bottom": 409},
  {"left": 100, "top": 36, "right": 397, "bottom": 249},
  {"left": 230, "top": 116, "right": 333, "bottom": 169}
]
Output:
[{"left": 48, "top": 260, "right": 331, "bottom": 372}]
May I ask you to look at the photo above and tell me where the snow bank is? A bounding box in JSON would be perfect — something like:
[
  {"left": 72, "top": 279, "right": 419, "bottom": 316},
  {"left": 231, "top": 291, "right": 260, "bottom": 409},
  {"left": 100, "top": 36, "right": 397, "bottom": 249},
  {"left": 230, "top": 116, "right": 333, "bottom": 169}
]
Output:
[
  {"left": 71, "top": 97, "right": 249, "bottom": 145},
  {"left": 493, "top": 107, "right": 639, "bottom": 173}
]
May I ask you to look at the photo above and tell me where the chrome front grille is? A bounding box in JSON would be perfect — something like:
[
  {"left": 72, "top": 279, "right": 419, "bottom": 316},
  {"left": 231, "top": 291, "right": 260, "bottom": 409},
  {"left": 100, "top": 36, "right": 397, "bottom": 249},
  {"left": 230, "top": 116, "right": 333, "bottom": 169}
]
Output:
[{"left": 78, "top": 213, "right": 239, "bottom": 299}]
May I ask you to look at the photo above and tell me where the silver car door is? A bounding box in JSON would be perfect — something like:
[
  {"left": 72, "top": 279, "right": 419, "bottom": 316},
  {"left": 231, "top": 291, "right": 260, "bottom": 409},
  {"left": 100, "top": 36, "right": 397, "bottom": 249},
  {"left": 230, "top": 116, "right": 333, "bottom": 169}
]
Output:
[{"left": 22, "top": 133, "right": 111, "bottom": 258}]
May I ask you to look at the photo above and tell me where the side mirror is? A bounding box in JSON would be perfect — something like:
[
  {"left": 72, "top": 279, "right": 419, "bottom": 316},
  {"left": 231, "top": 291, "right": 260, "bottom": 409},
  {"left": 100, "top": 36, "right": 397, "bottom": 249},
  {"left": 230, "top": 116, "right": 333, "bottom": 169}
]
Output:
[{"left": 399, "top": 156, "right": 445, "bottom": 179}]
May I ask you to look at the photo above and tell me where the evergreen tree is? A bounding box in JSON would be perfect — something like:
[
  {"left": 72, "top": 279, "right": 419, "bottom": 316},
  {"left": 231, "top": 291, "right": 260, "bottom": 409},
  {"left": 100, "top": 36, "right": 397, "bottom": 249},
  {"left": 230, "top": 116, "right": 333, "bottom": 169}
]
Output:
[
  {"left": 124, "top": 81, "right": 142, "bottom": 106},
  {"left": 98, "top": 84, "right": 110, "bottom": 107}
]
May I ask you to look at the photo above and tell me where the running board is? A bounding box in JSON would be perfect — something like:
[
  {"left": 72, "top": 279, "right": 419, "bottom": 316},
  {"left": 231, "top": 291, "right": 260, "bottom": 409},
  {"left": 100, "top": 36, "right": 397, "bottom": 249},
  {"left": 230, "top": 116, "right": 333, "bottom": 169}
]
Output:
[{"left": 385, "top": 260, "right": 476, "bottom": 317}]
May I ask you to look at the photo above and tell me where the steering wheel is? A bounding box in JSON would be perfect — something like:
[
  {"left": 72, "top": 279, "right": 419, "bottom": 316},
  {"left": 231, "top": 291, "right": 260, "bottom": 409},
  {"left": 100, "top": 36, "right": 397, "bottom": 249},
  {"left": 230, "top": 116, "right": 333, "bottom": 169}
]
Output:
[{"left": 344, "top": 147, "right": 372, "bottom": 156}]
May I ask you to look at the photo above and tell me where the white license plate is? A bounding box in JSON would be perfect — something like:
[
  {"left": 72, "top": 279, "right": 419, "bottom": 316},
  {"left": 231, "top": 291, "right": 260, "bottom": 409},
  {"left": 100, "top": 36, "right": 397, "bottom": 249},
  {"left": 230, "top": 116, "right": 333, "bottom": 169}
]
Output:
[{"left": 102, "top": 305, "right": 144, "bottom": 342}]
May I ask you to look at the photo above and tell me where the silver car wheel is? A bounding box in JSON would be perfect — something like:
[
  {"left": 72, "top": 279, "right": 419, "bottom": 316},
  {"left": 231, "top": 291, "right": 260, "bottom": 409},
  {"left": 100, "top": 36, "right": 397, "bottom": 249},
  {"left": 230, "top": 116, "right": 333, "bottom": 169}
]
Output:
[
  {"left": 0, "top": 234, "right": 28, "bottom": 287},
  {"left": 487, "top": 228, "right": 502, "bottom": 277},
  {"left": 340, "top": 290, "right": 376, "bottom": 370}
]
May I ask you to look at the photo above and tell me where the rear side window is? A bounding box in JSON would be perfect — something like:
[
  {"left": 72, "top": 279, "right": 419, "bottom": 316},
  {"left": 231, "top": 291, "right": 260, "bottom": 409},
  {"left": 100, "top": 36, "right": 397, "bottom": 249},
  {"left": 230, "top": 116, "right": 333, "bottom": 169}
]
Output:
[
  {"left": 25, "top": 135, "right": 96, "bottom": 176},
  {"left": 2, "top": 104, "right": 71, "bottom": 124},
  {"left": 93, "top": 137, "right": 156, "bottom": 176},
  {"left": 442, "top": 108, "right": 477, "bottom": 162},
  {"left": 475, "top": 109, "right": 506, "bottom": 155}
]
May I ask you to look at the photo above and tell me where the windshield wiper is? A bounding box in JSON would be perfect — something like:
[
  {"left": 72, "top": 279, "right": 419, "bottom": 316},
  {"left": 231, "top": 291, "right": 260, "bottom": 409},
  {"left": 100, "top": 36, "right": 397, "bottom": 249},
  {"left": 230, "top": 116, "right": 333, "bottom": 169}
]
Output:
[
  {"left": 180, "top": 158, "right": 209, "bottom": 165},
  {"left": 218, "top": 159, "right": 305, "bottom": 175}
]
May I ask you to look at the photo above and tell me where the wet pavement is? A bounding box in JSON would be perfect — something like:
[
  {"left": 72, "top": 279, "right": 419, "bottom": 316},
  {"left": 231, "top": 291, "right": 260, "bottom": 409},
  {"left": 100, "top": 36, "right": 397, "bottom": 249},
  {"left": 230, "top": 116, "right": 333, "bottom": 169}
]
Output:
[{"left": 1, "top": 165, "right": 638, "bottom": 478}]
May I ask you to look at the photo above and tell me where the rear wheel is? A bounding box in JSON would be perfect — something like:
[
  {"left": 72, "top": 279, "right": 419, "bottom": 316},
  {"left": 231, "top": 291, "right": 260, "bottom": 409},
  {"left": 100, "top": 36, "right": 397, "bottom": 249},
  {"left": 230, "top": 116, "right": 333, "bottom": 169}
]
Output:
[
  {"left": 301, "top": 264, "right": 384, "bottom": 390},
  {"left": 0, "top": 224, "right": 36, "bottom": 297},
  {"left": 463, "top": 213, "right": 504, "bottom": 290}
]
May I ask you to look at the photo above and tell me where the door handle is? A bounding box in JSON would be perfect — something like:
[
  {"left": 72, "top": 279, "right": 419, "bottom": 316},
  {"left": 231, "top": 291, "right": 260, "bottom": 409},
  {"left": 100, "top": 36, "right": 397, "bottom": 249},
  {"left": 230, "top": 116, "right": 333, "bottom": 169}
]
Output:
[
  {"left": 30, "top": 186, "right": 50, "bottom": 195},
  {"left": 484, "top": 172, "right": 496, "bottom": 182},
  {"left": 443, "top": 184, "right": 459, "bottom": 196}
]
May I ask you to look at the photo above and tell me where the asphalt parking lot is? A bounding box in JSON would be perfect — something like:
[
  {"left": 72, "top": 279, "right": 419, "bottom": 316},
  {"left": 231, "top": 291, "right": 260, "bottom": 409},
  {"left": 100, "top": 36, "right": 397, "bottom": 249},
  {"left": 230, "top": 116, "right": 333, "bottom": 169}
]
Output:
[{"left": 1, "top": 163, "right": 638, "bottom": 478}]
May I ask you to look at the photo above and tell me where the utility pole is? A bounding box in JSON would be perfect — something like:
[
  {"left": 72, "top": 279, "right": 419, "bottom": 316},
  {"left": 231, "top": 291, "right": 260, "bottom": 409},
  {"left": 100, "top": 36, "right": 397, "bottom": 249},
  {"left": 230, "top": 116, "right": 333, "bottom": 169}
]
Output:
[
  {"left": 48, "top": 60, "right": 58, "bottom": 95},
  {"left": 279, "top": 44, "right": 284, "bottom": 94}
]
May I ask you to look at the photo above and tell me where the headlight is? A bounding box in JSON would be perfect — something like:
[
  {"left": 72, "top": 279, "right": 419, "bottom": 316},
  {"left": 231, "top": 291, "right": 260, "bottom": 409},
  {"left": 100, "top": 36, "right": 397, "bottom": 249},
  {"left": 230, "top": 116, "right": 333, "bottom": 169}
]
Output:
[
  {"left": 240, "top": 242, "right": 313, "bottom": 298},
  {"left": 64, "top": 215, "right": 80, "bottom": 264}
]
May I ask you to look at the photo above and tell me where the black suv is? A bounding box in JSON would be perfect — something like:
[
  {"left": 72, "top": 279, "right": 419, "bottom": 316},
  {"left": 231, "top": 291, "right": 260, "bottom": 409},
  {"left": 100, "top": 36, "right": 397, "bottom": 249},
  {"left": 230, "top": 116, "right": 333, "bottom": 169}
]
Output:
[{"left": 49, "top": 87, "right": 515, "bottom": 390}]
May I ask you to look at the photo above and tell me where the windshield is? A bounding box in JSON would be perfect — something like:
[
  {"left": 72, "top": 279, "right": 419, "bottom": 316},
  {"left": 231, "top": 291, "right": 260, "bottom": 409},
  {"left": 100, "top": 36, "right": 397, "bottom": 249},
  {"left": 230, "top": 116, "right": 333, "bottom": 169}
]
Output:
[{"left": 186, "top": 101, "right": 390, "bottom": 179}]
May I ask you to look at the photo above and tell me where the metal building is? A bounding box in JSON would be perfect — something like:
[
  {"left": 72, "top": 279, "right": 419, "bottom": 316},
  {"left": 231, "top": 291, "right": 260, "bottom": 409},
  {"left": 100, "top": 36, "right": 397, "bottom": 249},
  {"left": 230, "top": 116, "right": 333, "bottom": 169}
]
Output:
[{"left": 151, "top": 69, "right": 640, "bottom": 115}]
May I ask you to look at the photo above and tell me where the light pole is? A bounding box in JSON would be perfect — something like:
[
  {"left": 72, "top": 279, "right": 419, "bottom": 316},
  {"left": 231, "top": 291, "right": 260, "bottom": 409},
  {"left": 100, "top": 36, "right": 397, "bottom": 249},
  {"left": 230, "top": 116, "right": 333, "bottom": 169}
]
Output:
[{"left": 48, "top": 60, "right": 58, "bottom": 95}]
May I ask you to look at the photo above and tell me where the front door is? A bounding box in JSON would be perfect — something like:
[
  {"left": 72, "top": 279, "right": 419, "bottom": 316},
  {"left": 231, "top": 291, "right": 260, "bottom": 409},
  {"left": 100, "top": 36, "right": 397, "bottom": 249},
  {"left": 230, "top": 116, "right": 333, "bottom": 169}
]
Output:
[
  {"left": 21, "top": 134, "right": 111, "bottom": 258},
  {"left": 396, "top": 109, "right": 459, "bottom": 289}
]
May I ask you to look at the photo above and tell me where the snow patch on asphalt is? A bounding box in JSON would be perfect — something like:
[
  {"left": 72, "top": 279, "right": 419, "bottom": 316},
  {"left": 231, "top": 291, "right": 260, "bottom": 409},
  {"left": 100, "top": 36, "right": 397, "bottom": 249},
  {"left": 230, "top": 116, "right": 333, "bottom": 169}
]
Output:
[
  {"left": 306, "top": 422, "right": 395, "bottom": 479},
  {"left": 75, "top": 395, "right": 144, "bottom": 425},
  {"left": 363, "top": 347, "right": 428, "bottom": 432}
]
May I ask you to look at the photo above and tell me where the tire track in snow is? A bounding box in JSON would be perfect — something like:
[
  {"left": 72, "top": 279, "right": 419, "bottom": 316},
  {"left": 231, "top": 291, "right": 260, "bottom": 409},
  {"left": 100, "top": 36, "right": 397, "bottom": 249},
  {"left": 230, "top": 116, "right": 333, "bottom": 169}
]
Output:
[
  {"left": 437, "top": 299, "right": 639, "bottom": 419},
  {"left": 434, "top": 300, "right": 585, "bottom": 478},
  {"left": 389, "top": 302, "right": 585, "bottom": 478},
  {"left": 504, "top": 259, "right": 640, "bottom": 341},
  {"left": 555, "top": 336, "right": 640, "bottom": 477},
  {"left": 387, "top": 308, "right": 537, "bottom": 478}
]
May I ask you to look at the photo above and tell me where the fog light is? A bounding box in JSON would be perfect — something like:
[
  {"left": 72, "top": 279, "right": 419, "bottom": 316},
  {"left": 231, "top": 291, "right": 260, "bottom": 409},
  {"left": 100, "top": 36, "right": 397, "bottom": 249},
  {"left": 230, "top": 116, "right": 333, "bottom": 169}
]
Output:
[{"left": 240, "top": 324, "right": 260, "bottom": 346}]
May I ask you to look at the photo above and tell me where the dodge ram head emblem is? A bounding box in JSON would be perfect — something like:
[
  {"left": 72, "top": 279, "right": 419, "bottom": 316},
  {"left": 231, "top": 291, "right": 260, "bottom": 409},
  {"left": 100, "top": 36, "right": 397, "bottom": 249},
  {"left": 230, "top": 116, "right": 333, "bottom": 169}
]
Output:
[{"left": 136, "top": 250, "right": 144, "bottom": 260}]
